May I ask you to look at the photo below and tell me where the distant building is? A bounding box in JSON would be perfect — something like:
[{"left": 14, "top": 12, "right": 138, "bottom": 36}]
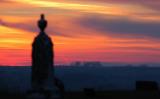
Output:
[
  {"left": 71, "top": 61, "right": 82, "bottom": 66},
  {"left": 71, "top": 61, "right": 103, "bottom": 67},
  {"left": 83, "top": 62, "right": 102, "bottom": 67},
  {"left": 140, "top": 64, "right": 149, "bottom": 67}
]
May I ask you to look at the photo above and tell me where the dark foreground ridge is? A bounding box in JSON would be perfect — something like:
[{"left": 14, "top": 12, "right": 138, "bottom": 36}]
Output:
[{"left": 1, "top": 91, "right": 160, "bottom": 99}]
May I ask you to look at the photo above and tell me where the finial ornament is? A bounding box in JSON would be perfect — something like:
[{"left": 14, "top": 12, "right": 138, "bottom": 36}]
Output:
[{"left": 38, "top": 14, "right": 47, "bottom": 32}]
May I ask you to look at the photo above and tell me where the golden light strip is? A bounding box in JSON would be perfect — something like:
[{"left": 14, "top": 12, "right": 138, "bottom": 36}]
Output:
[{"left": 14, "top": 0, "right": 153, "bottom": 16}]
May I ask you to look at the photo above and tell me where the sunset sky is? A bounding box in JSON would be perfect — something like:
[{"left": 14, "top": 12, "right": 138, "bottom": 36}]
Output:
[{"left": 0, "top": 0, "right": 160, "bottom": 66}]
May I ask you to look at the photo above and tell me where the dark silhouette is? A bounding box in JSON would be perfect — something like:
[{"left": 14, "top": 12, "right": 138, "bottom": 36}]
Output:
[
  {"left": 27, "top": 14, "right": 66, "bottom": 99},
  {"left": 136, "top": 81, "right": 159, "bottom": 91},
  {"left": 31, "top": 14, "right": 54, "bottom": 90},
  {"left": 83, "top": 88, "right": 96, "bottom": 97},
  {"left": 54, "top": 77, "right": 65, "bottom": 98}
]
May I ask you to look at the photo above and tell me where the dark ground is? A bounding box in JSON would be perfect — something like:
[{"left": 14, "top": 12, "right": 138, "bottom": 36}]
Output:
[{"left": 1, "top": 91, "right": 160, "bottom": 99}]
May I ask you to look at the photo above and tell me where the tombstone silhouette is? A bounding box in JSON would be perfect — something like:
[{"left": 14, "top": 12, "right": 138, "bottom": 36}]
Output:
[
  {"left": 83, "top": 88, "right": 96, "bottom": 97},
  {"left": 136, "top": 81, "right": 159, "bottom": 91},
  {"left": 54, "top": 77, "right": 65, "bottom": 98},
  {"left": 31, "top": 14, "right": 54, "bottom": 90}
]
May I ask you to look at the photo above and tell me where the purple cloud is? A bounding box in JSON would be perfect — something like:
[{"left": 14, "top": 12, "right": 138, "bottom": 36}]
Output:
[
  {"left": 0, "top": 18, "right": 74, "bottom": 37},
  {"left": 0, "top": 19, "right": 37, "bottom": 33},
  {"left": 78, "top": 16, "right": 160, "bottom": 39}
]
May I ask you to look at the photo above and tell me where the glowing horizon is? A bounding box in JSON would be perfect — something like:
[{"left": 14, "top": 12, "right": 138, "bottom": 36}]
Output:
[{"left": 0, "top": 0, "right": 160, "bottom": 66}]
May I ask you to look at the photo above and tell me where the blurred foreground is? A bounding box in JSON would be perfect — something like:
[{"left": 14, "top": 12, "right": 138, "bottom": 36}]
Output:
[{"left": 1, "top": 91, "right": 160, "bottom": 99}]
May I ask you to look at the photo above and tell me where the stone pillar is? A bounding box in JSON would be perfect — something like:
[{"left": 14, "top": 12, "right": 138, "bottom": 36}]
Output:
[{"left": 31, "top": 14, "right": 54, "bottom": 90}]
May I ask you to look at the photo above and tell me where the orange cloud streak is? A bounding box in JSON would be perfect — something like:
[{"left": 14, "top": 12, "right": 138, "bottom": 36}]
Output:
[{"left": 0, "top": 1, "right": 160, "bottom": 65}]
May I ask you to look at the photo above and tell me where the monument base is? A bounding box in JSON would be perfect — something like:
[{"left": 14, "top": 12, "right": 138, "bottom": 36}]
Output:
[{"left": 26, "top": 88, "right": 61, "bottom": 99}]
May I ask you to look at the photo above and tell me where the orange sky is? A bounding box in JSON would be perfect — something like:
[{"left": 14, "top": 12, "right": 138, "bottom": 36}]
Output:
[{"left": 0, "top": 0, "right": 160, "bottom": 66}]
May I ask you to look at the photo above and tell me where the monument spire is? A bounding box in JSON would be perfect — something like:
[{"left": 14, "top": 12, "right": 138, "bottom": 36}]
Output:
[
  {"left": 30, "top": 14, "right": 56, "bottom": 96},
  {"left": 27, "top": 14, "right": 63, "bottom": 99},
  {"left": 38, "top": 14, "right": 47, "bottom": 32}
]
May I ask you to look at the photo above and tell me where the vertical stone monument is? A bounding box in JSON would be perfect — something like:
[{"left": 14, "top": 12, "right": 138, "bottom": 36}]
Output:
[
  {"left": 32, "top": 14, "right": 54, "bottom": 90},
  {"left": 27, "top": 14, "right": 59, "bottom": 99}
]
